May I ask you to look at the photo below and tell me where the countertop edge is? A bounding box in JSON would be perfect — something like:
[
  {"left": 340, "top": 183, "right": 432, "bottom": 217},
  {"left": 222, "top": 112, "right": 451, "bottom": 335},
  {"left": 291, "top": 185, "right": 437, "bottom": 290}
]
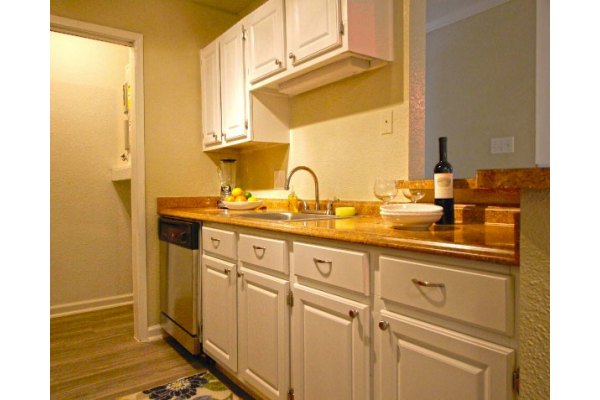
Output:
[{"left": 159, "top": 208, "right": 519, "bottom": 267}]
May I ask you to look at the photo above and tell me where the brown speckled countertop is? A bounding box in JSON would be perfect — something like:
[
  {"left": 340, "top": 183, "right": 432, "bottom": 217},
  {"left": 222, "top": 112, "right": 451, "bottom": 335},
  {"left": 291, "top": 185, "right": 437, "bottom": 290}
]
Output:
[
  {"left": 156, "top": 168, "right": 551, "bottom": 267},
  {"left": 158, "top": 205, "right": 519, "bottom": 266}
]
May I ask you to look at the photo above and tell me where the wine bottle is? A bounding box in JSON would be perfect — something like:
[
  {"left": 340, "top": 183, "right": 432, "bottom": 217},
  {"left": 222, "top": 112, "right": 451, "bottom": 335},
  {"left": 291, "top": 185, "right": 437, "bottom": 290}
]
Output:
[{"left": 434, "top": 137, "right": 454, "bottom": 224}]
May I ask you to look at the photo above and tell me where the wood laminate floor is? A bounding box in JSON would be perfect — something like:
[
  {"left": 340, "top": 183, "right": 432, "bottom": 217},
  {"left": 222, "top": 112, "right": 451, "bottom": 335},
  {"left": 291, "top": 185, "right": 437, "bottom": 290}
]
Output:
[{"left": 50, "top": 305, "right": 245, "bottom": 400}]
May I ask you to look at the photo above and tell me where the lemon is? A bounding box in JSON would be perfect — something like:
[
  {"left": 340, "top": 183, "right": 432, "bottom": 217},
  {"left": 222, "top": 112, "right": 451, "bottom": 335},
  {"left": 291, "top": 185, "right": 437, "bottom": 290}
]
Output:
[
  {"left": 232, "top": 187, "right": 243, "bottom": 197},
  {"left": 235, "top": 195, "right": 247, "bottom": 202},
  {"left": 224, "top": 195, "right": 235, "bottom": 202},
  {"left": 248, "top": 196, "right": 258, "bottom": 202}
]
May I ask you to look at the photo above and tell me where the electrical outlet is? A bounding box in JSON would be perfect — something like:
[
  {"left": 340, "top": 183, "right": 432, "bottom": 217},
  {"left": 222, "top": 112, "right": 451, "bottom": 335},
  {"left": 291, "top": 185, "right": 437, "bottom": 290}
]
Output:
[
  {"left": 380, "top": 110, "right": 393, "bottom": 135},
  {"left": 490, "top": 136, "right": 515, "bottom": 154},
  {"left": 274, "top": 170, "right": 286, "bottom": 188}
]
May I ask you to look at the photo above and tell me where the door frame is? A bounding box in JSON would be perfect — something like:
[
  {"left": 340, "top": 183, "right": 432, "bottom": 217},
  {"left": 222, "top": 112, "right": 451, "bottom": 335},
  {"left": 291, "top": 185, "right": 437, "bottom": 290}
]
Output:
[{"left": 50, "top": 15, "right": 149, "bottom": 342}]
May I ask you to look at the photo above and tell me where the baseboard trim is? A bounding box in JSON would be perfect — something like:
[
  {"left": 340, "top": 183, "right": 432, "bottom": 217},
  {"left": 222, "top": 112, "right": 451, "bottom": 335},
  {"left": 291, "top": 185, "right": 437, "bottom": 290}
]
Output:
[
  {"left": 50, "top": 294, "right": 134, "bottom": 318},
  {"left": 147, "top": 324, "right": 165, "bottom": 342}
]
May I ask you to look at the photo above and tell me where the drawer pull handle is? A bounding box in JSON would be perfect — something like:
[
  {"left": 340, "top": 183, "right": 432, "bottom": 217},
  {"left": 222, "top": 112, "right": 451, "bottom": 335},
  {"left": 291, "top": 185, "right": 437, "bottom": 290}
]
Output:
[
  {"left": 378, "top": 321, "right": 389, "bottom": 331},
  {"left": 313, "top": 257, "right": 332, "bottom": 264},
  {"left": 224, "top": 268, "right": 231, "bottom": 275},
  {"left": 210, "top": 237, "right": 221, "bottom": 246},
  {"left": 252, "top": 245, "right": 266, "bottom": 251},
  {"left": 412, "top": 278, "right": 445, "bottom": 288},
  {"left": 348, "top": 309, "right": 359, "bottom": 319}
]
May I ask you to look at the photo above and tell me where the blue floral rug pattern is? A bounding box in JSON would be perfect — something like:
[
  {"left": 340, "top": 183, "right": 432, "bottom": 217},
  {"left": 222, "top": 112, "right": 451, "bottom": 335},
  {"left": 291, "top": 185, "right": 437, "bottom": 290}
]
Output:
[{"left": 118, "top": 371, "right": 241, "bottom": 400}]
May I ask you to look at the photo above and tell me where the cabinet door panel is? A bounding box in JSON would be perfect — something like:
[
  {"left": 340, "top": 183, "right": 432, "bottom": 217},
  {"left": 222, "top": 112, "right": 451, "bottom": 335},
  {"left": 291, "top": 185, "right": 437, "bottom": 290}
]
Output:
[
  {"left": 239, "top": 268, "right": 289, "bottom": 400},
  {"left": 292, "top": 284, "right": 369, "bottom": 400},
  {"left": 286, "top": 0, "right": 342, "bottom": 66},
  {"left": 246, "top": 0, "right": 286, "bottom": 83},
  {"left": 202, "top": 255, "right": 237, "bottom": 372},
  {"left": 200, "top": 40, "right": 221, "bottom": 147},
  {"left": 220, "top": 25, "right": 247, "bottom": 141},
  {"left": 378, "top": 311, "right": 514, "bottom": 400}
]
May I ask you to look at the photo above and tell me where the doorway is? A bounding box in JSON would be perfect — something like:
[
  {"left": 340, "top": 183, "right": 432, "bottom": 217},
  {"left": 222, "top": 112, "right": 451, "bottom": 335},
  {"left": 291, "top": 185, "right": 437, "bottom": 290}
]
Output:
[{"left": 50, "top": 16, "right": 148, "bottom": 341}]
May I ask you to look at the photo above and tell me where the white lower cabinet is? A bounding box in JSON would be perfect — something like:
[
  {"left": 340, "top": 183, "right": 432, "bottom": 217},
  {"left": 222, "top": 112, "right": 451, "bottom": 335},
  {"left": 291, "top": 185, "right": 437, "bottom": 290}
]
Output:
[
  {"left": 291, "top": 284, "right": 370, "bottom": 400},
  {"left": 377, "top": 311, "right": 515, "bottom": 400},
  {"left": 199, "top": 226, "right": 517, "bottom": 400},
  {"left": 238, "top": 267, "right": 290, "bottom": 400},
  {"left": 202, "top": 254, "right": 238, "bottom": 372}
]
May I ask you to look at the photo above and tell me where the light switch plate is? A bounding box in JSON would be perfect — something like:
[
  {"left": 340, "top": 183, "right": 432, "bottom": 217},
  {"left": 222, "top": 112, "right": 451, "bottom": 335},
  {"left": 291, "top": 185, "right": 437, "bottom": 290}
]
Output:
[
  {"left": 490, "top": 136, "right": 515, "bottom": 154},
  {"left": 380, "top": 110, "right": 393, "bottom": 135}
]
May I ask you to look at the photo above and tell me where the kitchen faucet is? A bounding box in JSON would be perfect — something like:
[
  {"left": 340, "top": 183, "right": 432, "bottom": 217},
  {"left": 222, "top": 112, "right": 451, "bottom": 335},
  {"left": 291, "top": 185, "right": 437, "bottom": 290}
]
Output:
[{"left": 284, "top": 166, "right": 320, "bottom": 211}]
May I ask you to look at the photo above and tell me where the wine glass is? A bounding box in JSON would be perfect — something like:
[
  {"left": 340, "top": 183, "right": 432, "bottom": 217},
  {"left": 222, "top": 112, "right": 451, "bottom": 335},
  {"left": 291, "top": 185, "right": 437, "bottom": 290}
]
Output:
[
  {"left": 373, "top": 179, "right": 398, "bottom": 204},
  {"left": 403, "top": 180, "right": 425, "bottom": 203}
]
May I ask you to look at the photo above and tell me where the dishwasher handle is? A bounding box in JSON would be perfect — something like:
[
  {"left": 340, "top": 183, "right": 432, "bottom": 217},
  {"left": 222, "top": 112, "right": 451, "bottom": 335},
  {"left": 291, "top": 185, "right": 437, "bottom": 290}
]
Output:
[{"left": 158, "top": 217, "right": 200, "bottom": 250}]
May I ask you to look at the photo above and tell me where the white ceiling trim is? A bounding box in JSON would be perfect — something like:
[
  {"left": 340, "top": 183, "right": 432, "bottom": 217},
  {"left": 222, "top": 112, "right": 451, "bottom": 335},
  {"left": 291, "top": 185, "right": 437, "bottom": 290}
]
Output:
[{"left": 427, "top": 0, "right": 509, "bottom": 33}]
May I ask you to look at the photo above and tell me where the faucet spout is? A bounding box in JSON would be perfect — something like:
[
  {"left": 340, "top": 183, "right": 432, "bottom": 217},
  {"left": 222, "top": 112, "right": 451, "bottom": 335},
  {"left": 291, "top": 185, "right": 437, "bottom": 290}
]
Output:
[{"left": 284, "top": 166, "right": 320, "bottom": 211}]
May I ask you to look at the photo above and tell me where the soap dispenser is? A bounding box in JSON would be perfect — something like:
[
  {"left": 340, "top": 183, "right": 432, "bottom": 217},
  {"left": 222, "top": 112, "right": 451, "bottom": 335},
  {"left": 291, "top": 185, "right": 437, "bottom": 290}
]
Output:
[{"left": 288, "top": 186, "right": 299, "bottom": 213}]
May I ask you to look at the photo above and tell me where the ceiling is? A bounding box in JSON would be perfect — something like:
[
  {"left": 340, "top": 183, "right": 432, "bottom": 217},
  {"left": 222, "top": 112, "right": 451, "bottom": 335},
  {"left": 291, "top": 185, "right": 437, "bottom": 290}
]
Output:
[
  {"left": 187, "top": 0, "right": 503, "bottom": 28},
  {"left": 189, "top": 0, "right": 257, "bottom": 14}
]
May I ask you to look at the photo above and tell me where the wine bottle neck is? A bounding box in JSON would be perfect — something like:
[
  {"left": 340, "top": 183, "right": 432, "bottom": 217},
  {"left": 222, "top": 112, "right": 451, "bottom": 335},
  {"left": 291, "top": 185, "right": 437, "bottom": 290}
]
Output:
[{"left": 439, "top": 140, "right": 448, "bottom": 162}]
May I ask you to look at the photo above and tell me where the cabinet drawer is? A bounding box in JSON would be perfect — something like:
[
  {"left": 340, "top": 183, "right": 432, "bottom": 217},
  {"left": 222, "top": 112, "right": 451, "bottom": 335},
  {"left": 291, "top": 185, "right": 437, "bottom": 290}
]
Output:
[
  {"left": 239, "top": 233, "right": 289, "bottom": 274},
  {"left": 202, "top": 227, "right": 236, "bottom": 260},
  {"left": 294, "top": 242, "right": 369, "bottom": 295},
  {"left": 379, "top": 256, "right": 514, "bottom": 334}
]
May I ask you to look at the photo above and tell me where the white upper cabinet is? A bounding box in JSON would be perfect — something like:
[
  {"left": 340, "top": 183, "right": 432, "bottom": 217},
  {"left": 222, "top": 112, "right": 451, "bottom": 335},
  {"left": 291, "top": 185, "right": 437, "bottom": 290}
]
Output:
[
  {"left": 200, "top": 40, "right": 221, "bottom": 147},
  {"left": 286, "top": 0, "right": 342, "bottom": 66},
  {"left": 245, "top": 0, "right": 286, "bottom": 84},
  {"left": 219, "top": 23, "right": 248, "bottom": 143},
  {"left": 251, "top": 0, "right": 393, "bottom": 95}
]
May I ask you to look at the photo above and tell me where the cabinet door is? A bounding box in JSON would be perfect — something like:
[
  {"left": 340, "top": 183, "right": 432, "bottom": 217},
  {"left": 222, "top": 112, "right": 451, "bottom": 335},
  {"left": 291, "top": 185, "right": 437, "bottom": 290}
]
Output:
[
  {"left": 200, "top": 40, "right": 221, "bottom": 147},
  {"left": 246, "top": 0, "right": 286, "bottom": 84},
  {"left": 291, "top": 284, "right": 369, "bottom": 400},
  {"left": 238, "top": 268, "right": 290, "bottom": 400},
  {"left": 286, "top": 0, "right": 342, "bottom": 66},
  {"left": 202, "top": 254, "right": 237, "bottom": 372},
  {"left": 220, "top": 24, "right": 247, "bottom": 142},
  {"left": 377, "top": 311, "right": 515, "bottom": 400}
]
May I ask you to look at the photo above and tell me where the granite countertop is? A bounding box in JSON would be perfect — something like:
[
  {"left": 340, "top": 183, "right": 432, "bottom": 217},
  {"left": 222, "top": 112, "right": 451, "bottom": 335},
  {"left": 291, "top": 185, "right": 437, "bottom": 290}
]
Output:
[{"left": 158, "top": 206, "right": 519, "bottom": 266}]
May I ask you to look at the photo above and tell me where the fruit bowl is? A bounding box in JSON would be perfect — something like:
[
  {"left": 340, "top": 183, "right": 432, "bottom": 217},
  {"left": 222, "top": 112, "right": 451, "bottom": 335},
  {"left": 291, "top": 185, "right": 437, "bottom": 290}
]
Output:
[{"left": 223, "top": 200, "right": 263, "bottom": 210}]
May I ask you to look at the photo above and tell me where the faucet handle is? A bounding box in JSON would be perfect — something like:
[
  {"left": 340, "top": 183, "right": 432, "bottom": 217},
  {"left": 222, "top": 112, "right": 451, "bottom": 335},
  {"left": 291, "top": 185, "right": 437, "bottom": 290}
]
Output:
[
  {"left": 326, "top": 197, "right": 340, "bottom": 215},
  {"left": 300, "top": 200, "right": 309, "bottom": 211}
]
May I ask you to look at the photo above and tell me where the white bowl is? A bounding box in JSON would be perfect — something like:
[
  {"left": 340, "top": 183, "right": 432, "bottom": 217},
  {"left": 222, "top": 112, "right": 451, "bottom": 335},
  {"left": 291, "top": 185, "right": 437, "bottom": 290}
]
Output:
[
  {"left": 379, "top": 203, "right": 443, "bottom": 229},
  {"left": 380, "top": 203, "right": 443, "bottom": 214},
  {"left": 223, "top": 200, "right": 263, "bottom": 210}
]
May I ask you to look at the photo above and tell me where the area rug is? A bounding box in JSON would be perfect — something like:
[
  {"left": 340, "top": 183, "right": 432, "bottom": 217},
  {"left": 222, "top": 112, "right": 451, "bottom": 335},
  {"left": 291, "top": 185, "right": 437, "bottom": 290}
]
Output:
[{"left": 117, "top": 371, "right": 242, "bottom": 400}]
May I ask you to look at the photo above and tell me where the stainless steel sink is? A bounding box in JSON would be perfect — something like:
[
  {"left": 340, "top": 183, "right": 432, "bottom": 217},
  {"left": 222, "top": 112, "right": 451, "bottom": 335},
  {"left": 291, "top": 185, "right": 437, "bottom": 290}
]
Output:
[{"left": 237, "top": 212, "right": 340, "bottom": 222}]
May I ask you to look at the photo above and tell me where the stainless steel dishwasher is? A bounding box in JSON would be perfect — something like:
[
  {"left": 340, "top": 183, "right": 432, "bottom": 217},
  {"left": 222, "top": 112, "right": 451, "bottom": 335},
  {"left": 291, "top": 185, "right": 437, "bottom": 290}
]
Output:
[{"left": 159, "top": 217, "right": 201, "bottom": 354}]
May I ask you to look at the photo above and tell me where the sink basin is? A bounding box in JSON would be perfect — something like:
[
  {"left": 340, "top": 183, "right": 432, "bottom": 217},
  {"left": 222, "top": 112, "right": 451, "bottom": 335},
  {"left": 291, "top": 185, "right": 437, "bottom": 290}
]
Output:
[{"left": 237, "top": 212, "right": 340, "bottom": 222}]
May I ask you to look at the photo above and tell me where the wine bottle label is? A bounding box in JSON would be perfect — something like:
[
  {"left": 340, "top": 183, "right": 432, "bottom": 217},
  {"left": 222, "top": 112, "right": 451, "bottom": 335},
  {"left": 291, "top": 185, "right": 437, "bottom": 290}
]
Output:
[{"left": 434, "top": 173, "right": 454, "bottom": 199}]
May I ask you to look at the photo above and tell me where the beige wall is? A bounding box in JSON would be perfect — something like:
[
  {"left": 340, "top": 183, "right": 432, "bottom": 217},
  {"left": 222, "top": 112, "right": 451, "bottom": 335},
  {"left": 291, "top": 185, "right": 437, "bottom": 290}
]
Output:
[
  {"left": 239, "top": 0, "right": 426, "bottom": 201},
  {"left": 50, "top": 32, "right": 132, "bottom": 307},
  {"left": 518, "top": 188, "right": 550, "bottom": 398},
  {"left": 425, "top": 0, "right": 537, "bottom": 179},
  {"left": 51, "top": 0, "right": 238, "bottom": 325}
]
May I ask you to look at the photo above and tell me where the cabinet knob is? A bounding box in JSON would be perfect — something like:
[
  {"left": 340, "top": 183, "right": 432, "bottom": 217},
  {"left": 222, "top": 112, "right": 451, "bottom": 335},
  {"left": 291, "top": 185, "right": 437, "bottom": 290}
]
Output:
[
  {"left": 237, "top": 271, "right": 244, "bottom": 278},
  {"left": 224, "top": 268, "right": 231, "bottom": 275},
  {"left": 288, "top": 52, "right": 296, "bottom": 61},
  {"left": 348, "top": 309, "right": 359, "bottom": 319},
  {"left": 378, "top": 320, "right": 389, "bottom": 330}
]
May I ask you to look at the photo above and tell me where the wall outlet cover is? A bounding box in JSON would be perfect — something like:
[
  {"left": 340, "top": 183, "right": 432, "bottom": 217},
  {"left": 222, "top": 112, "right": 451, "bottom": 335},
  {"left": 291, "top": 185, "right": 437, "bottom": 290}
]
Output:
[{"left": 490, "top": 136, "right": 515, "bottom": 154}]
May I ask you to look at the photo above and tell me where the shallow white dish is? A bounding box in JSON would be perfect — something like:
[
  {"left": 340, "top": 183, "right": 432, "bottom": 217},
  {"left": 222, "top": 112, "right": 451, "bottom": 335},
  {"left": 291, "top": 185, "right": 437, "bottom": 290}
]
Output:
[
  {"left": 380, "top": 203, "right": 443, "bottom": 229},
  {"left": 380, "top": 203, "right": 443, "bottom": 214},
  {"left": 223, "top": 200, "right": 263, "bottom": 210}
]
